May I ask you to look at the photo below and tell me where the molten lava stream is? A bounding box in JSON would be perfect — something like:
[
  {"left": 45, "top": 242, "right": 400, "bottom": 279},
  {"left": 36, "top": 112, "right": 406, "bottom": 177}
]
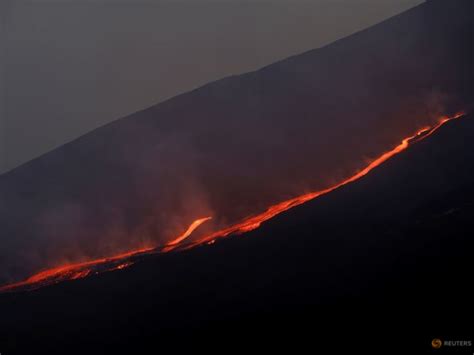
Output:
[
  {"left": 163, "top": 216, "right": 213, "bottom": 251},
  {"left": 0, "top": 247, "right": 156, "bottom": 293},
  {"left": 0, "top": 112, "right": 465, "bottom": 293},
  {"left": 172, "top": 111, "right": 466, "bottom": 250}
]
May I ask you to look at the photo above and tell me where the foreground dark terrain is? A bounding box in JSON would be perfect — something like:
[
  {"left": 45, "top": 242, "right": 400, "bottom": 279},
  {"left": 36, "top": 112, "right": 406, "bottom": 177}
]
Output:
[{"left": 1, "top": 113, "right": 474, "bottom": 354}]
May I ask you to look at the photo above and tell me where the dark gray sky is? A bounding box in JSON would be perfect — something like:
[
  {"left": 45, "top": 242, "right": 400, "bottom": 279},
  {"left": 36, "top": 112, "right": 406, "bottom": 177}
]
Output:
[{"left": 1, "top": 0, "right": 423, "bottom": 173}]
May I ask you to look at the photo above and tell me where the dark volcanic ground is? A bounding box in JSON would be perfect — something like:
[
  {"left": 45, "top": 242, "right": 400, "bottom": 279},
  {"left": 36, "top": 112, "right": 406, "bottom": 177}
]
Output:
[{"left": 1, "top": 114, "right": 473, "bottom": 354}]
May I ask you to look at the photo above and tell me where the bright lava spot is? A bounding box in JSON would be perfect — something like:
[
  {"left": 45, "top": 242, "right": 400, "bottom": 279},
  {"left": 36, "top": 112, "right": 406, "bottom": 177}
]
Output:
[{"left": 164, "top": 216, "right": 213, "bottom": 250}]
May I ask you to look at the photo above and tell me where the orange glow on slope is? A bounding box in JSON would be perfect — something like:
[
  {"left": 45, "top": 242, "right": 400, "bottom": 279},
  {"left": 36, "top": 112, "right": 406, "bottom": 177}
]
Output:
[
  {"left": 0, "top": 112, "right": 465, "bottom": 293},
  {"left": 0, "top": 247, "right": 155, "bottom": 292},
  {"left": 0, "top": 215, "right": 216, "bottom": 293},
  {"left": 173, "top": 111, "right": 466, "bottom": 251}
]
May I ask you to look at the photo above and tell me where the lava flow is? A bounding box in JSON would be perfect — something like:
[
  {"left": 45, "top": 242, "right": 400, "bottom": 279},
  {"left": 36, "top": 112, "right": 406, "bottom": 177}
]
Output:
[
  {"left": 169, "top": 111, "right": 466, "bottom": 250},
  {"left": 0, "top": 247, "right": 156, "bottom": 293},
  {"left": 0, "top": 112, "right": 465, "bottom": 293},
  {"left": 164, "top": 217, "right": 212, "bottom": 249}
]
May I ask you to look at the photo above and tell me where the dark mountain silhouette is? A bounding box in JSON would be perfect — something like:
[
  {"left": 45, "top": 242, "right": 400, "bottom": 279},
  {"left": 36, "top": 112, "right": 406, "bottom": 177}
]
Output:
[
  {"left": 0, "top": 107, "right": 473, "bottom": 354},
  {"left": 1, "top": 0, "right": 473, "bottom": 285}
]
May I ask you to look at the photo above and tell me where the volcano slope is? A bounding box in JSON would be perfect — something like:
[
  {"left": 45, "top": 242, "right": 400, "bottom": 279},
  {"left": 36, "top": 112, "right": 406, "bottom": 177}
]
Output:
[
  {"left": 1, "top": 0, "right": 474, "bottom": 285},
  {"left": 1, "top": 112, "right": 473, "bottom": 353}
]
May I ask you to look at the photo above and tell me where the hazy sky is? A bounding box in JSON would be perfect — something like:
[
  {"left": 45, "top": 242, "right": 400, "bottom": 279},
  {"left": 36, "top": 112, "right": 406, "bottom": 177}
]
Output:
[{"left": 1, "top": 0, "right": 424, "bottom": 172}]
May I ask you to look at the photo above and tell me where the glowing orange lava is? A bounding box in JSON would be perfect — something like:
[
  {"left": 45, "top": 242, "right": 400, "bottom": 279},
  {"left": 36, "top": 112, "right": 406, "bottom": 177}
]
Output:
[
  {"left": 164, "top": 217, "right": 212, "bottom": 249},
  {"left": 175, "top": 111, "right": 466, "bottom": 250},
  {"left": 0, "top": 112, "right": 465, "bottom": 293},
  {"left": 0, "top": 247, "right": 155, "bottom": 292}
]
